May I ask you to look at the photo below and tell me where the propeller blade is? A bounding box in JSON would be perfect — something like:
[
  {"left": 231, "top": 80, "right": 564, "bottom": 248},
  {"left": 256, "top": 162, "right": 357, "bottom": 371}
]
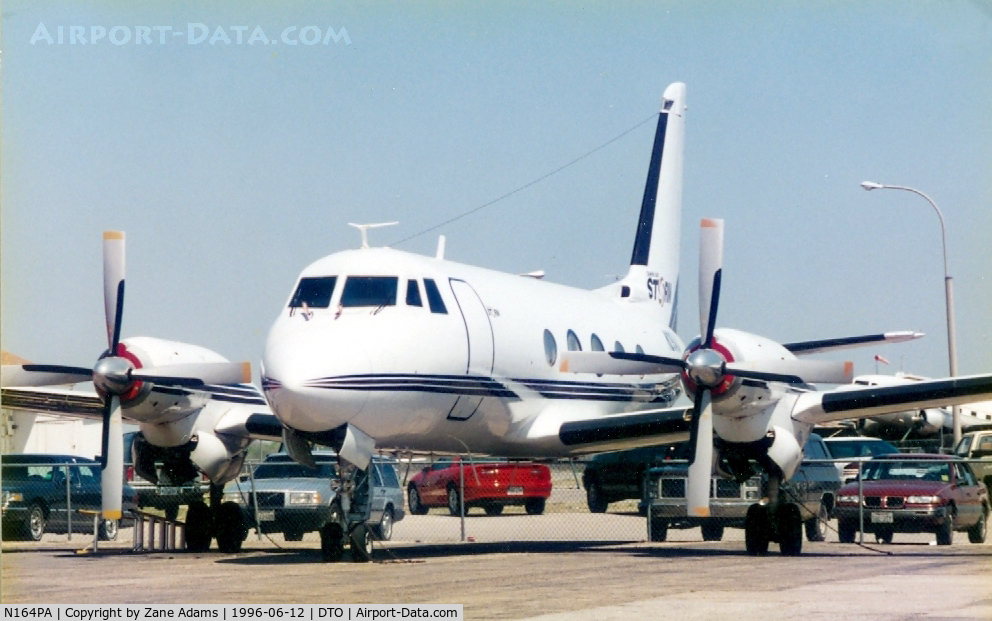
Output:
[
  {"left": 131, "top": 361, "right": 252, "bottom": 386},
  {"left": 0, "top": 364, "right": 92, "bottom": 387},
  {"left": 100, "top": 396, "right": 124, "bottom": 520},
  {"left": 558, "top": 352, "right": 685, "bottom": 375},
  {"left": 686, "top": 390, "right": 714, "bottom": 517},
  {"left": 727, "top": 359, "right": 854, "bottom": 385},
  {"left": 103, "top": 231, "right": 126, "bottom": 352},
  {"left": 699, "top": 219, "right": 724, "bottom": 348}
]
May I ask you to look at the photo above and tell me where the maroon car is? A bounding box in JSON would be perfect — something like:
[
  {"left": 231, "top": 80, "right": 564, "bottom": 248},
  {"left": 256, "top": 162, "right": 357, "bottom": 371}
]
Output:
[
  {"left": 834, "top": 454, "right": 989, "bottom": 545},
  {"left": 408, "top": 457, "right": 552, "bottom": 516}
]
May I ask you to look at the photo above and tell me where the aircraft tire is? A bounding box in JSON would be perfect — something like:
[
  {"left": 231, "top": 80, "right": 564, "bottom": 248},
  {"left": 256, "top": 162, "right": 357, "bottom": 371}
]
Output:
[
  {"left": 777, "top": 504, "right": 803, "bottom": 556},
  {"left": 320, "top": 522, "right": 345, "bottom": 562},
  {"left": 184, "top": 501, "right": 213, "bottom": 552},
  {"left": 215, "top": 502, "right": 246, "bottom": 553},
  {"left": 744, "top": 504, "right": 770, "bottom": 555},
  {"left": 349, "top": 524, "right": 373, "bottom": 562}
]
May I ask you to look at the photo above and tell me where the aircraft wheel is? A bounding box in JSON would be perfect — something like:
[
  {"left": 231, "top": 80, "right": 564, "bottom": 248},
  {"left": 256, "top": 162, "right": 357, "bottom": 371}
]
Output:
[
  {"left": 320, "top": 522, "right": 345, "bottom": 562},
  {"left": 349, "top": 524, "right": 373, "bottom": 562},
  {"left": 215, "top": 502, "right": 246, "bottom": 553},
  {"left": 744, "top": 504, "right": 770, "bottom": 556},
  {"left": 184, "top": 501, "right": 213, "bottom": 552},
  {"left": 777, "top": 504, "right": 803, "bottom": 556}
]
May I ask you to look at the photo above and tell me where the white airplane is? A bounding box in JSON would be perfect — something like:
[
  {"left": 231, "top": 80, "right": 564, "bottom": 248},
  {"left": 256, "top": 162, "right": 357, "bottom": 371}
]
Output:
[
  {"left": 258, "top": 81, "right": 992, "bottom": 556},
  {"left": 845, "top": 373, "right": 992, "bottom": 438},
  {"left": 0, "top": 232, "right": 284, "bottom": 552}
]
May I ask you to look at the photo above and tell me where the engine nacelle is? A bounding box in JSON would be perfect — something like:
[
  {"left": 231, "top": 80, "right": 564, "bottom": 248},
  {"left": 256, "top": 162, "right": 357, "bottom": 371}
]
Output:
[
  {"left": 765, "top": 425, "right": 804, "bottom": 481},
  {"left": 188, "top": 430, "right": 247, "bottom": 484}
]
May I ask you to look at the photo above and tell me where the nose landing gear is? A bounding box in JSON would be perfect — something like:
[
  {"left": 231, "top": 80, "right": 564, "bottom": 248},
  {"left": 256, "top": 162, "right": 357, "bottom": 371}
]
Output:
[{"left": 743, "top": 472, "right": 803, "bottom": 556}]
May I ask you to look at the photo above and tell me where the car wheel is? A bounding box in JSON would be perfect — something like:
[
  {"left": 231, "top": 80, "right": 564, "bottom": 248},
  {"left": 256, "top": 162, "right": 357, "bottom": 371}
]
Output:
[
  {"left": 968, "top": 507, "right": 988, "bottom": 544},
  {"left": 838, "top": 520, "right": 857, "bottom": 544},
  {"left": 215, "top": 501, "right": 246, "bottom": 553},
  {"left": 98, "top": 518, "right": 119, "bottom": 541},
  {"left": 700, "top": 521, "right": 724, "bottom": 542},
  {"left": 283, "top": 530, "right": 304, "bottom": 542},
  {"left": 777, "top": 504, "right": 803, "bottom": 556},
  {"left": 805, "top": 502, "right": 829, "bottom": 542},
  {"left": 26, "top": 503, "right": 46, "bottom": 542},
  {"left": 744, "top": 504, "right": 770, "bottom": 556},
  {"left": 874, "top": 528, "right": 893, "bottom": 545},
  {"left": 349, "top": 524, "right": 373, "bottom": 562},
  {"left": 376, "top": 507, "right": 394, "bottom": 541},
  {"left": 524, "top": 498, "right": 546, "bottom": 516},
  {"left": 649, "top": 518, "right": 668, "bottom": 542},
  {"left": 408, "top": 486, "right": 428, "bottom": 515},
  {"left": 585, "top": 481, "right": 608, "bottom": 513},
  {"left": 320, "top": 522, "right": 345, "bottom": 562},
  {"left": 447, "top": 486, "right": 463, "bottom": 517},
  {"left": 483, "top": 503, "right": 504, "bottom": 516},
  {"left": 936, "top": 516, "right": 954, "bottom": 546},
  {"left": 184, "top": 501, "right": 213, "bottom": 552}
]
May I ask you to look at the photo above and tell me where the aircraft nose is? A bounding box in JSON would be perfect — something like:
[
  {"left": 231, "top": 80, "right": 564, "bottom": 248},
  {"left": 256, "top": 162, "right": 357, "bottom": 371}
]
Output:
[{"left": 261, "top": 321, "right": 371, "bottom": 433}]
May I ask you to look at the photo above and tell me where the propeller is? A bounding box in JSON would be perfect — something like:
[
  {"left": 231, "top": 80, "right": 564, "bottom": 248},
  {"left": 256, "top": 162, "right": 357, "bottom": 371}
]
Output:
[{"left": 1, "top": 231, "right": 251, "bottom": 521}]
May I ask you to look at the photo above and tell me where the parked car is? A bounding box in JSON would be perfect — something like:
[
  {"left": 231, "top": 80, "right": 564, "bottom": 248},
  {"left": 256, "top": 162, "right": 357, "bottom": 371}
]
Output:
[
  {"left": 222, "top": 452, "right": 405, "bottom": 543},
  {"left": 583, "top": 444, "right": 687, "bottom": 514},
  {"left": 833, "top": 454, "right": 989, "bottom": 545},
  {"left": 123, "top": 431, "right": 204, "bottom": 521},
  {"left": 644, "top": 434, "right": 841, "bottom": 542},
  {"left": 821, "top": 436, "right": 900, "bottom": 482},
  {"left": 1, "top": 453, "right": 138, "bottom": 541},
  {"left": 407, "top": 457, "right": 552, "bottom": 516},
  {"left": 953, "top": 430, "right": 992, "bottom": 495}
]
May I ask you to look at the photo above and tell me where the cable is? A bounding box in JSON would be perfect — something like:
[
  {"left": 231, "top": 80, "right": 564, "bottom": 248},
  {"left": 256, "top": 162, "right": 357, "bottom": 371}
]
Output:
[
  {"left": 389, "top": 112, "right": 661, "bottom": 247},
  {"left": 780, "top": 485, "right": 893, "bottom": 556}
]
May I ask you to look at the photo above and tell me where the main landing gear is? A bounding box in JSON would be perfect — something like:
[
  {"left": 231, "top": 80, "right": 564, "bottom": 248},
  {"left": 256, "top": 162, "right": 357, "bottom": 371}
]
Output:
[
  {"left": 184, "top": 482, "right": 248, "bottom": 554},
  {"left": 319, "top": 459, "right": 374, "bottom": 563},
  {"left": 744, "top": 473, "right": 803, "bottom": 556}
]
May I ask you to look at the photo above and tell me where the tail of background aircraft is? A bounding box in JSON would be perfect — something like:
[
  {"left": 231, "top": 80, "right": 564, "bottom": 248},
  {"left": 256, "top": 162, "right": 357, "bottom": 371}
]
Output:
[{"left": 616, "top": 82, "right": 685, "bottom": 331}]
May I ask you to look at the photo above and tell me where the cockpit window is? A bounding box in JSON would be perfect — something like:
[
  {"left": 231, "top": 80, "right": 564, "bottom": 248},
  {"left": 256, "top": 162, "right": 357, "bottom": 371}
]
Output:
[
  {"left": 340, "top": 276, "right": 398, "bottom": 307},
  {"left": 423, "top": 279, "right": 447, "bottom": 314},
  {"left": 289, "top": 276, "right": 337, "bottom": 309},
  {"left": 406, "top": 279, "right": 423, "bottom": 307}
]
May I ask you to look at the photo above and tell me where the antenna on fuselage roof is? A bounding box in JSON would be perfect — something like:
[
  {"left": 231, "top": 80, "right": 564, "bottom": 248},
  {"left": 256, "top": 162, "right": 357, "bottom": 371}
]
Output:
[{"left": 348, "top": 222, "right": 399, "bottom": 249}]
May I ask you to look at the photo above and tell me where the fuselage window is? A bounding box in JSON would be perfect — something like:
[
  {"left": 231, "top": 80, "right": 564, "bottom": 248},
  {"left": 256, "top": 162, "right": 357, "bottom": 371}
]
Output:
[
  {"left": 614, "top": 341, "right": 625, "bottom": 353},
  {"left": 423, "top": 279, "right": 448, "bottom": 314},
  {"left": 590, "top": 334, "right": 604, "bottom": 351},
  {"left": 543, "top": 329, "right": 557, "bottom": 366},
  {"left": 567, "top": 330, "right": 582, "bottom": 352},
  {"left": 340, "top": 276, "right": 398, "bottom": 307},
  {"left": 406, "top": 279, "right": 423, "bottom": 307},
  {"left": 289, "top": 276, "right": 337, "bottom": 308}
]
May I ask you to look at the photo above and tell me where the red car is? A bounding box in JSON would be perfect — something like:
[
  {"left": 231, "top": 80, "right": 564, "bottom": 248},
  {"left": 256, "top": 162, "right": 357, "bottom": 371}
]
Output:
[
  {"left": 407, "top": 458, "right": 552, "bottom": 516},
  {"left": 833, "top": 454, "right": 989, "bottom": 545}
]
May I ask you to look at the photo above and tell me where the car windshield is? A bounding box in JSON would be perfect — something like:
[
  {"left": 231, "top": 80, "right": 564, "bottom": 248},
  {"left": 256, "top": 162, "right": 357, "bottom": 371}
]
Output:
[
  {"left": 251, "top": 462, "right": 337, "bottom": 479},
  {"left": 825, "top": 440, "right": 898, "bottom": 459},
  {"left": 862, "top": 460, "right": 952, "bottom": 483}
]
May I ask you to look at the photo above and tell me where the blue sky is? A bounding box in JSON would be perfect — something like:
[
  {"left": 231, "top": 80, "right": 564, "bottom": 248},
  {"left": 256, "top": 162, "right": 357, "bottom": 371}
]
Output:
[{"left": 2, "top": 2, "right": 990, "bottom": 382}]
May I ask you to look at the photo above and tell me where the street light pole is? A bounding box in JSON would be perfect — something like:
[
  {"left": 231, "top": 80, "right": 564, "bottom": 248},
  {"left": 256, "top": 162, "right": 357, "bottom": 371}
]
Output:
[{"left": 861, "top": 181, "right": 960, "bottom": 445}]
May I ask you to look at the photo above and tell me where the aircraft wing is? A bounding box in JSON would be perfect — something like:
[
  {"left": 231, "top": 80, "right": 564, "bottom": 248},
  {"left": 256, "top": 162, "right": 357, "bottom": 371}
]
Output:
[
  {"left": 1, "top": 386, "right": 105, "bottom": 420},
  {"left": 783, "top": 331, "right": 923, "bottom": 356},
  {"left": 559, "top": 406, "right": 693, "bottom": 454},
  {"left": 792, "top": 373, "right": 992, "bottom": 426}
]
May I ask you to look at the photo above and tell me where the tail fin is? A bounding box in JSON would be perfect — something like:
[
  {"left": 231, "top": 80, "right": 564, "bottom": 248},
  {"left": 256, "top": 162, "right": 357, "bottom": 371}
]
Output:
[{"left": 618, "top": 82, "right": 685, "bottom": 330}]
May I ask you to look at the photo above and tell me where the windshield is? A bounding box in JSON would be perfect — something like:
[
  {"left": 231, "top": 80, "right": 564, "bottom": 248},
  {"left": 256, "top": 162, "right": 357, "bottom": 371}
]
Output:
[
  {"left": 825, "top": 440, "right": 898, "bottom": 459},
  {"left": 289, "top": 276, "right": 337, "bottom": 308},
  {"left": 340, "top": 276, "right": 398, "bottom": 307},
  {"left": 862, "top": 460, "right": 952, "bottom": 483},
  {"left": 252, "top": 462, "right": 337, "bottom": 479}
]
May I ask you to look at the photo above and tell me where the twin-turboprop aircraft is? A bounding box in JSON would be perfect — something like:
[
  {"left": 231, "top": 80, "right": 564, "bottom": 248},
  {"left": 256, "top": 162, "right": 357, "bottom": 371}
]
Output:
[{"left": 261, "top": 81, "right": 992, "bottom": 555}]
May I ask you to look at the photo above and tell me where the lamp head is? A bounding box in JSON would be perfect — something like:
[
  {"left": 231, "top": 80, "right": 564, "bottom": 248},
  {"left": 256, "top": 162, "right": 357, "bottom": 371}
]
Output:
[{"left": 861, "top": 181, "right": 883, "bottom": 191}]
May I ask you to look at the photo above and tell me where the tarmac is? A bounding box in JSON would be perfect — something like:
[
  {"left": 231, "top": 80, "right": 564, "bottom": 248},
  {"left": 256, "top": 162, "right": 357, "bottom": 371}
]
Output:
[{"left": 3, "top": 512, "right": 991, "bottom": 620}]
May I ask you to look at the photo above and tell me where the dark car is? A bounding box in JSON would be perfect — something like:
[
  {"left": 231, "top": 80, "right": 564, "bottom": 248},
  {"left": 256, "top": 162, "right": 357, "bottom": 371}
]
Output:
[
  {"left": 583, "top": 444, "right": 687, "bottom": 514},
  {"left": 123, "top": 431, "right": 204, "bottom": 521},
  {"left": 1, "top": 454, "right": 138, "bottom": 541},
  {"left": 644, "top": 433, "right": 841, "bottom": 542},
  {"left": 833, "top": 454, "right": 989, "bottom": 545}
]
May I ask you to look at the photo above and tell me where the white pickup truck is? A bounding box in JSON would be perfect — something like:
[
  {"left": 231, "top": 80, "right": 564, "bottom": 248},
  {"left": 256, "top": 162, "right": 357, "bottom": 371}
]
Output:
[{"left": 954, "top": 430, "right": 992, "bottom": 494}]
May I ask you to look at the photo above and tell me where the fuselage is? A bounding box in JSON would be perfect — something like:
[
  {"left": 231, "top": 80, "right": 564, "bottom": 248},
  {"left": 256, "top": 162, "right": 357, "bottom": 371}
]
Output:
[{"left": 261, "top": 247, "right": 685, "bottom": 456}]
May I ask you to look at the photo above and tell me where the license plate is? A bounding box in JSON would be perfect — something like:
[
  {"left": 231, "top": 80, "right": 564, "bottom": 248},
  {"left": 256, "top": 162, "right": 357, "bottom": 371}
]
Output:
[
  {"left": 871, "top": 512, "right": 894, "bottom": 524},
  {"left": 507, "top": 486, "right": 524, "bottom": 496},
  {"left": 257, "top": 510, "right": 275, "bottom": 521},
  {"left": 159, "top": 487, "right": 181, "bottom": 496}
]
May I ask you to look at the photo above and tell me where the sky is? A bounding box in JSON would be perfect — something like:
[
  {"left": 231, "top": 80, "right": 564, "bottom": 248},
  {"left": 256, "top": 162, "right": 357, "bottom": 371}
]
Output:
[{"left": 2, "top": 1, "right": 991, "bottom": 384}]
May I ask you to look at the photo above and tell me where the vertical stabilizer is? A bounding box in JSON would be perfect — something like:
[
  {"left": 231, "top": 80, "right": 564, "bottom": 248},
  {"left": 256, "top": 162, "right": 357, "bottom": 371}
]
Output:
[{"left": 619, "top": 82, "right": 685, "bottom": 330}]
